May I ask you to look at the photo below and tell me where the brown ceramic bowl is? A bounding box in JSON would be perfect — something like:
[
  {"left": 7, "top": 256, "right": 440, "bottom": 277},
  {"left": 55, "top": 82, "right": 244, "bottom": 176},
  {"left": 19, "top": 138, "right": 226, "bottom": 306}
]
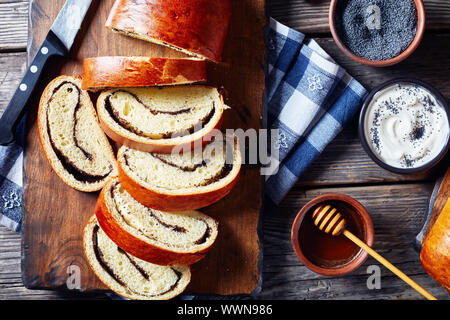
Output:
[
  {"left": 291, "top": 194, "right": 374, "bottom": 276},
  {"left": 329, "top": 0, "right": 426, "bottom": 67}
]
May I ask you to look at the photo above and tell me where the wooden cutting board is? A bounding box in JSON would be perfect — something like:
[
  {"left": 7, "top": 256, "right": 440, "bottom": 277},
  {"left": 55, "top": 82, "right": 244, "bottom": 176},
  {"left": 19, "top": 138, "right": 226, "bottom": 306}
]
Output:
[{"left": 22, "top": 0, "right": 265, "bottom": 295}]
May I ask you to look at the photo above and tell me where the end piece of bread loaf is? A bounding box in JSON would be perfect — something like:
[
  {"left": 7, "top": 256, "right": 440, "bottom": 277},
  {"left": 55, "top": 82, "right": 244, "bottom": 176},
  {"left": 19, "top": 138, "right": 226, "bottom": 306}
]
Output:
[
  {"left": 38, "top": 76, "right": 118, "bottom": 192},
  {"left": 97, "top": 85, "right": 226, "bottom": 153},
  {"left": 420, "top": 197, "right": 450, "bottom": 292},
  {"left": 117, "top": 136, "right": 241, "bottom": 211},
  {"left": 82, "top": 57, "right": 207, "bottom": 91},
  {"left": 95, "top": 178, "right": 219, "bottom": 266},
  {"left": 105, "top": 0, "right": 231, "bottom": 62},
  {"left": 83, "top": 215, "right": 191, "bottom": 300}
]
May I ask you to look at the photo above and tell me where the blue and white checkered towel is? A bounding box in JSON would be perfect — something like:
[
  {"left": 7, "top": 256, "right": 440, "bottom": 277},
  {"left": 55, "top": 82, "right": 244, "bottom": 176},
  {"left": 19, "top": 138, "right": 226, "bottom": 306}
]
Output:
[
  {"left": 0, "top": 118, "right": 25, "bottom": 233},
  {"left": 265, "top": 18, "right": 368, "bottom": 205}
]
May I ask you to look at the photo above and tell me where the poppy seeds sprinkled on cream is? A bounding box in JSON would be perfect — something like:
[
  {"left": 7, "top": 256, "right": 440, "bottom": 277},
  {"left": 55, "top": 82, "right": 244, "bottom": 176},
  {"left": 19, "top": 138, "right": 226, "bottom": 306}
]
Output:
[{"left": 364, "top": 83, "right": 449, "bottom": 169}]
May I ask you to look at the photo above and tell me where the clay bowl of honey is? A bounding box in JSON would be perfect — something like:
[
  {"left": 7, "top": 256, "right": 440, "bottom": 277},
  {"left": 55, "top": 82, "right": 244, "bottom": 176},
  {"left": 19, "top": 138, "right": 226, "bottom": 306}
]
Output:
[{"left": 291, "top": 194, "right": 374, "bottom": 276}]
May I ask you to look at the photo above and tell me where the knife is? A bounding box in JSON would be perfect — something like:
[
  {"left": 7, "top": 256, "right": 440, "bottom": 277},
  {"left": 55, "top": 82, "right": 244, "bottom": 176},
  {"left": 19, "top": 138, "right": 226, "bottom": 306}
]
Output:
[{"left": 0, "top": 0, "right": 93, "bottom": 146}]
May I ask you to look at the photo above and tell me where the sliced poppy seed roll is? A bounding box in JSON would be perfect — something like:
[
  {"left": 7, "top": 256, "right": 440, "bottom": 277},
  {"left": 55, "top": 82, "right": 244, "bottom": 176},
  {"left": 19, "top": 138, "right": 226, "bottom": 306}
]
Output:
[
  {"left": 105, "top": 0, "right": 231, "bottom": 62},
  {"left": 96, "top": 85, "right": 227, "bottom": 153},
  {"left": 117, "top": 136, "right": 241, "bottom": 211},
  {"left": 38, "top": 76, "right": 117, "bottom": 192},
  {"left": 82, "top": 56, "right": 207, "bottom": 91},
  {"left": 83, "top": 215, "right": 191, "bottom": 300},
  {"left": 95, "top": 178, "right": 219, "bottom": 266}
]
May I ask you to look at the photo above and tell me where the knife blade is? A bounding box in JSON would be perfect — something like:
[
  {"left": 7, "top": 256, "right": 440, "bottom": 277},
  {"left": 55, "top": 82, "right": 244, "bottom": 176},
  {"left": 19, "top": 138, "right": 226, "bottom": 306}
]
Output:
[
  {"left": 0, "top": 0, "right": 93, "bottom": 146},
  {"left": 51, "top": 0, "right": 93, "bottom": 52}
]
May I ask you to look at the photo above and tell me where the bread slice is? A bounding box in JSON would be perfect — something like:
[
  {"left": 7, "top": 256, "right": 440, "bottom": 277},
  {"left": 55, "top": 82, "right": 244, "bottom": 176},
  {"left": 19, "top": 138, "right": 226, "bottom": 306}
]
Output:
[
  {"left": 420, "top": 197, "right": 450, "bottom": 293},
  {"left": 117, "top": 136, "right": 241, "bottom": 211},
  {"left": 95, "top": 178, "right": 219, "bottom": 266},
  {"left": 97, "top": 85, "right": 226, "bottom": 153},
  {"left": 105, "top": 0, "right": 231, "bottom": 62},
  {"left": 83, "top": 215, "right": 191, "bottom": 300},
  {"left": 38, "top": 76, "right": 118, "bottom": 192},
  {"left": 82, "top": 57, "right": 207, "bottom": 91}
]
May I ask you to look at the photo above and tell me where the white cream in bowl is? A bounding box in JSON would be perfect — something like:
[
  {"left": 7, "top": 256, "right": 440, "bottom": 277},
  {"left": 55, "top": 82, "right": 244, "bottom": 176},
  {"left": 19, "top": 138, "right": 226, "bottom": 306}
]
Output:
[{"left": 364, "top": 83, "right": 449, "bottom": 169}]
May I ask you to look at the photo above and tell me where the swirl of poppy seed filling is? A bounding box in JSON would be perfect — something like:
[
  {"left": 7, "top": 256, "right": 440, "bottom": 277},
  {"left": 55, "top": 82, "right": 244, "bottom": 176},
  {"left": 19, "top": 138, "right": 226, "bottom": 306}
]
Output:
[
  {"left": 92, "top": 224, "right": 183, "bottom": 298},
  {"left": 122, "top": 141, "right": 234, "bottom": 191},
  {"left": 104, "top": 89, "right": 216, "bottom": 139},
  {"left": 110, "top": 183, "right": 212, "bottom": 248},
  {"left": 46, "top": 81, "right": 112, "bottom": 183}
]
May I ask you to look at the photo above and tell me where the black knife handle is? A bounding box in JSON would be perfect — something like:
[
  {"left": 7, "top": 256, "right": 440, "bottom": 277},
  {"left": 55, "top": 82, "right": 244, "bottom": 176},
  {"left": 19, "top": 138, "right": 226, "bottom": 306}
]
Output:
[{"left": 0, "top": 30, "right": 67, "bottom": 146}]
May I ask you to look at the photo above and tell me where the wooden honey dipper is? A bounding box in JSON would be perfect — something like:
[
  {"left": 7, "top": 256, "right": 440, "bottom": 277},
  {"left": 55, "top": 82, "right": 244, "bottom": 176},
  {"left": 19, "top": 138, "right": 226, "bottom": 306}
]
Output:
[{"left": 312, "top": 205, "right": 437, "bottom": 300}]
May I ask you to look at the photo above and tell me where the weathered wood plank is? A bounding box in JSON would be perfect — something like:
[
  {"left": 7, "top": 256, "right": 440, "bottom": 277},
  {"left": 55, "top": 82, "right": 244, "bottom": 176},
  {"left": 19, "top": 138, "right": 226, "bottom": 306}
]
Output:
[
  {"left": 269, "top": 0, "right": 450, "bottom": 34},
  {"left": 0, "top": 1, "right": 28, "bottom": 51},
  {"left": 260, "top": 184, "right": 449, "bottom": 299},
  {"left": 315, "top": 34, "right": 450, "bottom": 96},
  {"left": 0, "top": 226, "right": 108, "bottom": 300},
  {"left": 0, "top": 52, "right": 27, "bottom": 113}
]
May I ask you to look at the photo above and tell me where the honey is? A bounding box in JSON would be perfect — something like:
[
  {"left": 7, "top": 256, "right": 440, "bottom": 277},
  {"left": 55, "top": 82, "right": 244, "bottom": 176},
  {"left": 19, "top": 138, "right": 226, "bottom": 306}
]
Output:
[{"left": 298, "top": 201, "right": 366, "bottom": 268}]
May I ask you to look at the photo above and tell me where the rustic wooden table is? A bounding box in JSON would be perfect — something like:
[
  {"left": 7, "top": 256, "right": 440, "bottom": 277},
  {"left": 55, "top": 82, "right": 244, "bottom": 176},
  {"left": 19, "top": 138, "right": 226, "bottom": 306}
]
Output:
[{"left": 0, "top": 0, "right": 449, "bottom": 300}]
